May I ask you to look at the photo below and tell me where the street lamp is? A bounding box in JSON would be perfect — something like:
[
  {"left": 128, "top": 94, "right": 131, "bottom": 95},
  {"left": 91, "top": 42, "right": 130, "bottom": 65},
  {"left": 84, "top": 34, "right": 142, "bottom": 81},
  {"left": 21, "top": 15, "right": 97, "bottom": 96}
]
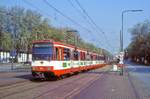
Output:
[
  {"left": 121, "top": 9, "right": 143, "bottom": 52},
  {"left": 119, "top": 9, "right": 143, "bottom": 75}
]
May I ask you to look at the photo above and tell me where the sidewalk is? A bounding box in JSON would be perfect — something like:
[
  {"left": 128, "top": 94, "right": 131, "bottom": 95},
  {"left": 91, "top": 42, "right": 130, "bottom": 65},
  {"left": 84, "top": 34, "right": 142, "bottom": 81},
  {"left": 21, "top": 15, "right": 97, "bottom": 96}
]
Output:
[{"left": 72, "top": 68, "right": 139, "bottom": 99}]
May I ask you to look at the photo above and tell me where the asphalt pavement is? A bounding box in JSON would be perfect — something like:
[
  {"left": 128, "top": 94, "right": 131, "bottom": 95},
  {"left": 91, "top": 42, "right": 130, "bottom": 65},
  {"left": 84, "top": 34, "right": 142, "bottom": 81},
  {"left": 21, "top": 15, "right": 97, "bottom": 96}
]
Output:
[
  {"left": 72, "top": 69, "right": 137, "bottom": 99},
  {"left": 126, "top": 63, "right": 150, "bottom": 99},
  {"left": 72, "top": 61, "right": 150, "bottom": 99},
  {"left": 0, "top": 66, "right": 110, "bottom": 99},
  {"left": 0, "top": 62, "right": 150, "bottom": 99}
]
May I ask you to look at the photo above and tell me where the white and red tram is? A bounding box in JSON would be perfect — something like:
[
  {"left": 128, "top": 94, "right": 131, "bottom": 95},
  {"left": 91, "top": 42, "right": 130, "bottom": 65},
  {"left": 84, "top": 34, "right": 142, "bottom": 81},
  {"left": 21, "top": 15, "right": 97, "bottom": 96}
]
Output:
[{"left": 31, "top": 40, "right": 106, "bottom": 79}]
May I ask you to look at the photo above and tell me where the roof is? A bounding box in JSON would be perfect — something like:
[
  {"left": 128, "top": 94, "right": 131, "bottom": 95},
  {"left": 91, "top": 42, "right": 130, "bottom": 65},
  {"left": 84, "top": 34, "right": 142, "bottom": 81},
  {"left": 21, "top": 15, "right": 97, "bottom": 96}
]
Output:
[{"left": 33, "top": 40, "right": 102, "bottom": 55}]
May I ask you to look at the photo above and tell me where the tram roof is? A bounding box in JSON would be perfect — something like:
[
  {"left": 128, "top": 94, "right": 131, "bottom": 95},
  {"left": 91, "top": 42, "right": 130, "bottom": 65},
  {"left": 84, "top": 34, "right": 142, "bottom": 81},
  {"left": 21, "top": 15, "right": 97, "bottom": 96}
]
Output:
[{"left": 33, "top": 40, "right": 102, "bottom": 55}]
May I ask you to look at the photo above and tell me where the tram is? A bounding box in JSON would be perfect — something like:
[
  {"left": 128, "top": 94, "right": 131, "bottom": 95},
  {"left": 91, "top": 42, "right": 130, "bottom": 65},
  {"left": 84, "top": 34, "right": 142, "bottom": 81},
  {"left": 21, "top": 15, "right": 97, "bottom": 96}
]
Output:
[{"left": 31, "top": 40, "right": 106, "bottom": 79}]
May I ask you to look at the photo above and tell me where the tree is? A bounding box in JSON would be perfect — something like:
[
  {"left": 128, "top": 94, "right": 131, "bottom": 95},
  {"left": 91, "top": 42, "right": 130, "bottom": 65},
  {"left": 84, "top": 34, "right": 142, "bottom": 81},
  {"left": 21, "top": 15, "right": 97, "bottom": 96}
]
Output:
[
  {"left": 0, "top": 6, "right": 111, "bottom": 62},
  {"left": 127, "top": 20, "right": 150, "bottom": 64},
  {"left": 1, "top": 32, "right": 13, "bottom": 50}
]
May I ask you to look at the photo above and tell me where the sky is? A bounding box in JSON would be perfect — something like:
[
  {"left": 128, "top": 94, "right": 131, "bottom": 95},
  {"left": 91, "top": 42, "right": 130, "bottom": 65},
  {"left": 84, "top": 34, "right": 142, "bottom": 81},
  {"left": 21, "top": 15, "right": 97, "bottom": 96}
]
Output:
[{"left": 0, "top": 0, "right": 150, "bottom": 54}]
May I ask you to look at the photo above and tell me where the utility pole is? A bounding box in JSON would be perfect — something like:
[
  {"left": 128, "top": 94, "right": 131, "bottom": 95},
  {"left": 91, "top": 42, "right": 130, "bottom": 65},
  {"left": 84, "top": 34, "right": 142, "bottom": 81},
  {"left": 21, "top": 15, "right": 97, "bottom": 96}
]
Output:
[
  {"left": 66, "top": 30, "right": 78, "bottom": 46},
  {"left": 121, "top": 9, "right": 143, "bottom": 52},
  {"left": 120, "top": 9, "right": 143, "bottom": 75},
  {"left": 0, "top": 26, "right": 2, "bottom": 49},
  {"left": 120, "top": 30, "right": 122, "bottom": 52},
  {"left": 0, "top": 26, "right": 2, "bottom": 62}
]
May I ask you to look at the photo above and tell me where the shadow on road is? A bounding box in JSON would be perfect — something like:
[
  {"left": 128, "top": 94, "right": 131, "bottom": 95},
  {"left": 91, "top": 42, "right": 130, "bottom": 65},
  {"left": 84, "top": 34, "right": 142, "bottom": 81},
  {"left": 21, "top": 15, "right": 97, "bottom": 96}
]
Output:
[{"left": 15, "top": 74, "right": 33, "bottom": 80}]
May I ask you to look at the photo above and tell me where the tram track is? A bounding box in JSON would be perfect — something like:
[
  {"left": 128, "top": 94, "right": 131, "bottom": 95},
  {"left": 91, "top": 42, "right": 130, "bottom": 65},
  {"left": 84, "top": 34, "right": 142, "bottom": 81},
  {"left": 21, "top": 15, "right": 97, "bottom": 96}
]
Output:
[
  {"left": 0, "top": 73, "right": 92, "bottom": 98},
  {"left": 0, "top": 81, "right": 48, "bottom": 98},
  {"left": 33, "top": 68, "right": 109, "bottom": 99},
  {"left": 0, "top": 80, "right": 31, "bottom": 90},
  {"left": 0, "top": 79, "right": 30, "bottom": 88},
  {"left": 32, "top": 74, "right": 101, "bottom": 99},
  {"left": 0, "top": 72, "right": 31, "bottom": 87},
  {"left": 0, "top": 66, "right": 110, "bottom": 99},
  {"left": 65, "top": 71, "right": 110, "bottom": 99}
]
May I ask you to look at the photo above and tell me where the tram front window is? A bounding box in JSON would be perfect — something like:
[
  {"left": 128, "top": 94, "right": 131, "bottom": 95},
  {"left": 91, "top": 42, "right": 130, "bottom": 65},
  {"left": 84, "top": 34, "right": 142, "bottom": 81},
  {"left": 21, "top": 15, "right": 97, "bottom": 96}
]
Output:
[{"left": 32, "top": 42, "right": 53, "bottom": 61}]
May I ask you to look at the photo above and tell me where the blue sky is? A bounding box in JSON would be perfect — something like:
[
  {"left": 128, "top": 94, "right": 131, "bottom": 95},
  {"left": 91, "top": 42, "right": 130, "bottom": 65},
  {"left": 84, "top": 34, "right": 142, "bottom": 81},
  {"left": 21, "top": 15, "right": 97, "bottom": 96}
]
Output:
[{"left": 0, "top": 0, "right": 150, "bottom": 54}]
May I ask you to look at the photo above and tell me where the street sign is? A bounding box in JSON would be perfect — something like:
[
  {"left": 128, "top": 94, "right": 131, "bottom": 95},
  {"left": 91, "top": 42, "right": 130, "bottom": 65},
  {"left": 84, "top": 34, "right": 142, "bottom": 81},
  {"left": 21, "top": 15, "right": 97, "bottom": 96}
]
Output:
[
  {"left": 113, "top": 64, "right": 118, "bottom": 71},
  {"left": 119, "top": 52, "right": 124, "bottom": 64}
]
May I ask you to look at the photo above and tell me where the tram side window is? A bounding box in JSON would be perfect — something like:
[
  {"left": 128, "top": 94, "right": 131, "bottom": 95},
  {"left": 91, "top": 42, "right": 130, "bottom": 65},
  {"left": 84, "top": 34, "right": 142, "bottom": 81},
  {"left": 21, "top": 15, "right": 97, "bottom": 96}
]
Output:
[
  {"left": 55, "top": 47, "right": 59, "bottom": 60},
  {"left": 94, "top": 55, "right": 96, "bottom": 60},
  {"left": 80, "top": 52, "right": 85, "bottom": 60},
  {"left": 83, "top": 52, "right": 85, "bottom": 60},
  {"left": 86, "top": 53, "right": 90, "bottom": 61},
  {"left": 99, "top": 56, "right": 104, "bottom": 60},
  {"left": 93, "top": 55, "right": 97, "bottom": 60},
  {"left": 98, "top": 56, "right": 101, "bottom": 60},
  {"left": 96, "top": 55, "right": 98, "bottom": 60},
  {"left": 73, "top": 50, "right": 79, "bottom": 60},
  {"left": 80, "top": 52, "right": 82, "bottom": 60},
  {"left": 63, "top": 48, "right": 70, "bottom": 61},
  {"left": 93, "top": 55, "right": 95, "bottom": 60},
  {"left": 90, "top": 54, "right": 93, "bottom": 60}
]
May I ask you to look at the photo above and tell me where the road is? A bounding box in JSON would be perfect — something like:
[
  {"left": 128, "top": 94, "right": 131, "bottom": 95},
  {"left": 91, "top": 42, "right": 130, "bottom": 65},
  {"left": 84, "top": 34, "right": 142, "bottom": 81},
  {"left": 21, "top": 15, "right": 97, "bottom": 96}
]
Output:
[
  {"left": 0, "top": 66, "right": 109, "bottom": 99},
  {"left": 126, "top": 62, "right": 150, "bottom": 99},
  {"left": 73, "top": 62, "right": 150, "bottom": 99},
  {"left": 0, "top": 62, "right": 150, "bottom": 99}
]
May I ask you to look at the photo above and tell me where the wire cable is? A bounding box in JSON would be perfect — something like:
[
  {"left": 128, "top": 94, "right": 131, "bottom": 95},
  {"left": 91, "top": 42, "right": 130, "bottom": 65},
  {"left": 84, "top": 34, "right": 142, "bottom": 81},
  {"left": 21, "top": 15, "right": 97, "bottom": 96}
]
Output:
[
  {"left": 75, "top": 0, "right": 113, "bottom": 48},
  {"left": 67, "top": 0, "right": 104, "bottom": 47},
  {"left": 43, "top": 0, "right": 92, "bottom": 33}
]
